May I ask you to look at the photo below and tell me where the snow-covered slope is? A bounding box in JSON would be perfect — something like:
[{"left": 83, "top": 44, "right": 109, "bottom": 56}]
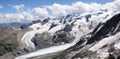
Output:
[
  {"left": 20, "top": 10, "right": 110, "bottom": 50},
  {"left": 14, "top": 0, "right": 120, "bottom": 58},
  {"left": 57, "top": 12, "right": 120, "bottom": 59},
  {"left": 14, "top": 10, "right": 120, "bottom": 59}
]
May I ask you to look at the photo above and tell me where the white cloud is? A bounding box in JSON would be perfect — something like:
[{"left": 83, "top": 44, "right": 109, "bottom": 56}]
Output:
[
  {"left": 103, "top": 0, "right": 120, "bottom": 11},
  {"left": 32, "top": 7, "right": 48, "bottom": 19},
  {"left": 0, "top": 11, "right": 34, "bottom": 23},
  {"left": 0, "top": 5, "right": 3, "bottom": 9},
  {"left": 46, "top": 3, "right": 69, "bottom": 16},
  {"left": 0, "top": 0, "right": 120, "bottom": 23},
  {"left": 45, "top": 3, "right": 86, "bottom": 16},
  {"left": 45, "top": 1, "right": 103, "bottom": 16},
  {"left": 5, "top": 13, "right": 24, "bottom": 20},
  {"left": 1, "top": 13, "right": 25, "bottom": 23},
  {"left": 46, "top": 0, "right": 120, "bottom": 16},
  {"left": 11, "top": 4, "right": 24, "bottom": 11},
  {"left": 22, "top": 11, "right": 34, "bottom": 21}
]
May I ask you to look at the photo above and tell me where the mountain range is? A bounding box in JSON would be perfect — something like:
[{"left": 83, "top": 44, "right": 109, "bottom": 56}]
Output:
[
  {"left": 0, "top": 22, "right": 28, "bottom": 30},
  {"left": 0, "top": 1, "right": 120, "bottom": 59}
]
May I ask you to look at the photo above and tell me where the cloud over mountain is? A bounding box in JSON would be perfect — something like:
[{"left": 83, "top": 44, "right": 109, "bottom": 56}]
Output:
[
  {"left": 0, "top": 0, "right": 120, "bottom": 23},
  {"left": 32, "top": 8, "right": 48, "bottom": 19}
]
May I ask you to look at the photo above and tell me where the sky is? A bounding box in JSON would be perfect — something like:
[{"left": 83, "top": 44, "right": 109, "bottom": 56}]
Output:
[
  {"left": 0, "top": 0, "right": 118, "bottom": 23},
  {"left": 0, "top": 0, "right": 114, "bottom": 13}
]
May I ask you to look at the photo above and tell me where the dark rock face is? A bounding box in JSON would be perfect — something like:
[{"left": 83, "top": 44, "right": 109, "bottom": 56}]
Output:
[
  {"left": 20, "top": 24, "right": 28, "bottom": 29},
  {"left": 52, "top": 31, "right": 74, "bottom": 44},
  {"left": 32, "top": 32, "right": 53, "bottom": 49},
  {"left": 63, "top": 24, "right": 73, "bottom": 32},
  {"left": 59, "top": 16, "right": 65, "bottom": 23},
  {"left": 85, "top": 14, "right": 91, "bottom": 22},
  {"left": 66, "top": 14, "right": 72, "bottom": 19},
  {"left": 49, "top": 23, "right": 74, "bottom": 45},
  {"left": 71, "top": 50, "right": 97, "bottom": 59},
  {"left": 32, "top": 20, "right": 41, "bottom": 24},
  {"left": 87, "top": 13, "right": 120, "bottom": 44},
  {"left": 41, "top": 17, "right": 50, "bottom": 25},
  {"left": 107, "top": 54, "right": 115, "bottom": 59},
  {"left": 49, "top": 23, "right": 58, "bottom": 30},
  {"left": 117, "top": 56, "right": 120, "bottom": 59},
  {"left": 96, "top": 12, "right": 103, "bottom": 16}
]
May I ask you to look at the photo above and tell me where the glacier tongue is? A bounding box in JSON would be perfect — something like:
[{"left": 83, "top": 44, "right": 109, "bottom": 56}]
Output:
[
  {"left": 15, "top": 31, "right": 83, "bottom": 59},
  {"left": 21, "top": 21, "right": 52, "bottom": 50}
]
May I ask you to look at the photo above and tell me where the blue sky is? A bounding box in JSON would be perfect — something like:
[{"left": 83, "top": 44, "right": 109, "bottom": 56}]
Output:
[
  {"left": 0, "top": 0, "right": 117, "bottom": 23},
  {"left": 0, "top": 0, "right": 114, "bottom": 13}
]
